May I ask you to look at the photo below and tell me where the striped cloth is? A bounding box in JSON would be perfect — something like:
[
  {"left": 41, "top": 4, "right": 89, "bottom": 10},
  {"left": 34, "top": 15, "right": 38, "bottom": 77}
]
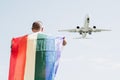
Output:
[{"left": 8, "top": 33, "right": 63, "bottom": 80}]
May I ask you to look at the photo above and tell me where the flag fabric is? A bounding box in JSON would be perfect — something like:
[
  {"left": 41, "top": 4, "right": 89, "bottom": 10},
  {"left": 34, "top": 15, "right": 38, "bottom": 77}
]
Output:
[{"left": 8, "top": 32, "right": 63, "bottom": 80}]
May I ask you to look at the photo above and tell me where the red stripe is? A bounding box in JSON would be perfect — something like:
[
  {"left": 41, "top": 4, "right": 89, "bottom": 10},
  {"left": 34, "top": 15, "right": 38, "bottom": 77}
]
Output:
[
  {"left": 8, "top": 35, "right": 28, "bottom": 80},
  {"left": 8, "top": 37, "right": 23, "bottom": 80}
]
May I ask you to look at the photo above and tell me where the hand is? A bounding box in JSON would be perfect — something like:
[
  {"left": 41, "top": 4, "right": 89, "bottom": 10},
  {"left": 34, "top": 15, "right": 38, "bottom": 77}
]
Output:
[{"left": 62, "top": 37, "right": 67, "bottom": 46}]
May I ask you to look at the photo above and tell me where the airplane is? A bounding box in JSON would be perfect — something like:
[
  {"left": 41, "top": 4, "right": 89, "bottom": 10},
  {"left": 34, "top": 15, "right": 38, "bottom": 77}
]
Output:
[{"left": 58, "top": 15, "right": 111, "bottom": 38}]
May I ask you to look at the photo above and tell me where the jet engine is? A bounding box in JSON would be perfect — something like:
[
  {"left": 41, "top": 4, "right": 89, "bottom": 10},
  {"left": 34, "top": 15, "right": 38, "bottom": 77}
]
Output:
[
  {"left": 76, "top": 26, "right": 80, "bottom": 29},
  {"left": 93, "top": 26, "right": 96, "bottom": 29}
]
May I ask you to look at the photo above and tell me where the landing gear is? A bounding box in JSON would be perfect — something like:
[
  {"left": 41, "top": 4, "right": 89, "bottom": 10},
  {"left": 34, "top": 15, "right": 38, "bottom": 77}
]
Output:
[{"left": 89, "top": 32, "right": 92, "bottom": 35}]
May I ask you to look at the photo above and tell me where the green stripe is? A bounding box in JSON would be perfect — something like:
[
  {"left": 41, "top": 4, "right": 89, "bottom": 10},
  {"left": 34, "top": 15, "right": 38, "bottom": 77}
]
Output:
[
  {"left": 34, "top": 33, "right": 56, "bottom": 80},
  {"left": 35, "top": 51, "right": 46, "bottom": 80},
  {"left": 34, "top": 34, "right": 47, "bottom": 80}
]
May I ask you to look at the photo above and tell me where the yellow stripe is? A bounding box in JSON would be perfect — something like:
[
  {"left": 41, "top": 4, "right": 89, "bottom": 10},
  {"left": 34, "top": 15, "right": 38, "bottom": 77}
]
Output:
[{"left": 24, "top": 33, "right": 38, "bottom": 80}]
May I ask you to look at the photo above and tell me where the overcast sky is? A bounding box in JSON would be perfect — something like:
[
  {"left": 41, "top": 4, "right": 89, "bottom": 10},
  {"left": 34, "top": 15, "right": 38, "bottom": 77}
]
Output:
[{"left": 0, "top": 0, "right": 120, "bottom": 80}]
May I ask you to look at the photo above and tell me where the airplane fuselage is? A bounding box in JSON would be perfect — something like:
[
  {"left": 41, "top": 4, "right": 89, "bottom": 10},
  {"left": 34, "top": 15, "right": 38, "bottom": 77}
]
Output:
[
  {"left": 78, "top": 27, "right": 92, "bottom": 34},
  {"left": 58, "top": 15, "right": 111, "bottom": 38}
]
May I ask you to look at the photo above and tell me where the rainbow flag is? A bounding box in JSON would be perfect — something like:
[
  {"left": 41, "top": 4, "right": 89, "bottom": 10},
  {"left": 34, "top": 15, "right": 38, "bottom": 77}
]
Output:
[{"left": 8, "top": 33, "right": 63, "bottom": 80}]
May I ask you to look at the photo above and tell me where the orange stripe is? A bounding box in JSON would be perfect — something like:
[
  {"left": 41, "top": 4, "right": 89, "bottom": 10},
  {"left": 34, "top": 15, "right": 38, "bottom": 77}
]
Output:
[{"left": 14, "top": 35, "right": 28, "bottom": 80}]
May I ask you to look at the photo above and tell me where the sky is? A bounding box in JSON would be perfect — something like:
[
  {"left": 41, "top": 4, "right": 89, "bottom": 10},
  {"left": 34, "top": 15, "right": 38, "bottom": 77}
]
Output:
[{"left": 0, "top": 0, "right": 120, "bottom": 80}]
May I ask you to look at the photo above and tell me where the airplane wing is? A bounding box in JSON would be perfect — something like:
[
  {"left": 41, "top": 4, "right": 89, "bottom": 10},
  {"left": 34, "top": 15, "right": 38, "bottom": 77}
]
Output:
[
  {"left": 93, "top": 29, "right": 111, "bottom": 32},
  {"left": 58, "top": 29, "right": 77, "bottom": 32}
]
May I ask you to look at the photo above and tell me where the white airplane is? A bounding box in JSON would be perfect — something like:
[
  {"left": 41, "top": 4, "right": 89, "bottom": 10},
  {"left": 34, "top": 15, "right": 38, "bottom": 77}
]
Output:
[{"left": 58, "top": 15, "right": 111, "bottom": 38}]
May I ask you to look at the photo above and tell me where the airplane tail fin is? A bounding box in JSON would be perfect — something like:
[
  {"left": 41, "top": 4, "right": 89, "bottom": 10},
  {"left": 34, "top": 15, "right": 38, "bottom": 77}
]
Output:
[{"left": 84, "top": 15, "right": 90, "bottom": 28}]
